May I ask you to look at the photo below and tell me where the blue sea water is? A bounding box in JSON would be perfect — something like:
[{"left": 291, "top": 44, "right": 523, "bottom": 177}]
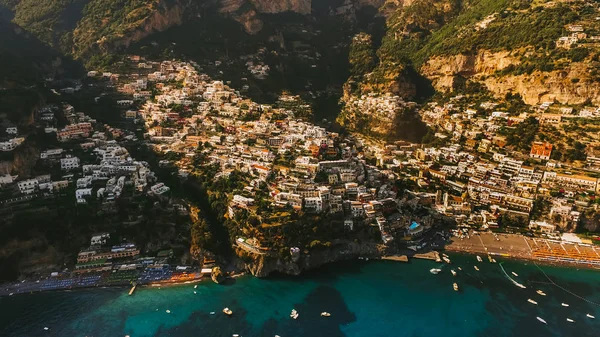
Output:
[{"left": 1, "top": 254, "right": 600, "bottom": 337}]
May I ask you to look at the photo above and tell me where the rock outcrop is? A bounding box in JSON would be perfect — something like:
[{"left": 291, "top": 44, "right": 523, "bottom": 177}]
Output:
[
  {"left": 420, "top": 50, "right": 600, "bottom": 106},
  {"left": 237, "top": 241, "right": 389, "bottom": 277}
]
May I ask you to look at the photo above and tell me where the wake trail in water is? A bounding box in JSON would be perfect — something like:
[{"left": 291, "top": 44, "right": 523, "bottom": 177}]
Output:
[{"left": 499, "top": 263, "right": 526, "bottom": 289}]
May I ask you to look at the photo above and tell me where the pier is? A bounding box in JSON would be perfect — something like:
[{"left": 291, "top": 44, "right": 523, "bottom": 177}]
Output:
[
  {"left": 381, "top": 255, "right": 408, "bottom": 262},
  {"left": 413, "top": 251, "right": 440, "bottom": 261},
  {"left": 128, "top": 283, "right": 137, "bottom": 296}
]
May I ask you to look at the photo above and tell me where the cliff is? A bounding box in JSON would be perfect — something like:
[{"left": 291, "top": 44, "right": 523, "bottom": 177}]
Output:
[
  {"left": 421, "top": 50, "right": 600, "bottom": 106},
  {"left": 237, "top": 241, "right": 389, "bottom": 277}
]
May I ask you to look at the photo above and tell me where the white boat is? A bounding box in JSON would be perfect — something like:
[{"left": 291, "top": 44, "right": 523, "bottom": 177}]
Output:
[
  {"left": 458, "top": 267, "right": 462, "bottom": 271},
  {"left": 453, "top": 283, "right": 459, "bottom": 291},
  {"left": 442, "top": 253, "right": 449, "bottom": 258},
  {"left": 223, "top": 308, "right": 233, "bottom": 316},
  {"left": 536, "top": 317, "right": 547, "bottom": 324},
  {"left": 442, "top": 257, "right": 451, "bottom": 264},
  {"left": 166, "top": 310, "right": 171, "bottom": 313},
  {"left": 491, "top": 259, "right": 497, "bottom": 263},
  {"left": 487, "top": 255, "right": 493, "bottom": 263},
  {"left": 566, "top": 318, "right": 574, "bottom": 323},
  {"left": 476, "top": 256, "right": 482, "bottom": 262},
  {"left": 561, "top": 303, "right": 569, "bottom": 307},
  {"left": 527, "top": 299, "right": 538, "bottom": 305},
  {"left": 511, "top": 272, "right": 518, "bottom": 277},
  {"left": 290, "top": 309, "right": 299, "bottom": 319},
  {"left": 587, "top": 314, "right": 595, "bottom": 319},
  {"left": 210, "top": 312, "right": 215, "bottom": 315},
  {"left": 474, "top": 266, "right": 479, "bottom": 271},
  {"left": 451, "top": 269, "right": 457, "bottom": 276},
  {"left": 321, "top": 312, "right": 331, "bottom": 317},
  {"left": 233, "top": 335, "right": 239, "bottom": 337},
  {"left": 43, "top": 327, "right": 49, "bottom": 331},
  {"left": 536, "top": 290, "right": 547, "bottom": 296},
  {"left": 193, "top": 291, "right": 197, "bottom": 294},
  {"left": 430, "top": 268, "right": 442, "bottom": 274},
  {"left": 194, "top": 285, "right": 198, "bottom": 289},
  {"left": 515, "top": 283, "right": 526, "bottom": 289}
]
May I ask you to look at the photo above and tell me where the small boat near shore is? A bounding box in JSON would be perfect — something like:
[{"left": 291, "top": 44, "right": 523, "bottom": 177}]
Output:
[
  {"left": 512, "top": 272, "right": 519, "bottom": 277},
  {"left": 457, "top": 267, "right": 462, "bottom": 271},
  {"left": 536, "top": 317, "right": 547, "bottom": 324},
  {"left": 587, "top": 314, "right": 595, "bottom": 319},
  {"left": 567, "top": 318, "right": 574, "bottom": 323},
  {"left": 223, "top": 308, "right": 233, "bottom": 316},
  {"left": 430, "top": 268, "right": 442, "bottom": 275},
  {"left": 451, "top": 269, "right": 457, "bottom": 276},
  {"left": 474, "top": 266, "right": 480, "bottom": 271},
  {"left": 536, "top": 290, "right": 546, "bottom": 296},
  {"left": 476, "top": 256, "right": 483, "bottom": 262},
  {"left": 487, "top": 255, "right": 493, "bottom": 263},
  {"left": 453, "top": 283, "right": 459, "bottom": 291},
  {"left": 290, "top": 309, "right": 299, "bottom": 320},
  {"left": 561, "top": 303, "right": 569, "bottom": 307},
  {"left": 166, "top": 309, "right": 171, "bottom": 313},
  {"left": 321, "top": 312, "right": 331, "bottom": 317},
  {"left": 442, "top": 256, "right": 451, "bottom": 264},
  {"left": 527, "top": 299, "right": 538, "bottom": 305}
]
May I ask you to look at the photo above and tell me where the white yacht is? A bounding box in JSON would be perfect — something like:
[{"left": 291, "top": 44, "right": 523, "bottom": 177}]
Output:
[
  {"left": 587, "top": 314, "right": 595, "bottom": 319},
  {"left": 451, "top": 269, "right": 457, "bottom": 276},
  {"left": 566, "top": 318, "right": 574, "bottom": 323},
  {"left": 536, "top": 290, "right": 547, "bottom": 296},
  {"left": 290, "top": 309, "right": 299, "bottom": 319},
  {"left": 476, "top": 256, "right": 483, "bottom": 262},
  {"left": 536, "top": 317, "right": 547, "bottom": 324},
  {"left": 561, "top": 303, "right": 569, "bottom": 307},
  {"left": 527, "top": 299, "right": 538, "bottom": 305},
  {"left": 430, "top": 268, "right": 442, "bottom": 275}
]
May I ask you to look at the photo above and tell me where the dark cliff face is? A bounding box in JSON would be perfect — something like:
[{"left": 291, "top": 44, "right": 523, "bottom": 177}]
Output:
[{"left": 237, "top": 241, "right": 389, "bottom": 277}]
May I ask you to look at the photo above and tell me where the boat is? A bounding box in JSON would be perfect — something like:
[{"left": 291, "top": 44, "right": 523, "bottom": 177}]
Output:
[
  {"left": 474, "top": 266, "right": 479, "bottom": 271},
  {"left": 491, "top": 259, "right": 496, "bottom": 263},
  {"left": 290, "top": 309, "right": 299, "bottom": 319},
  {"left": 536, "top": 290, "right": 547, "bottom": 296},
  {"left": 561, "top": 303, "right": 569, "bottom": 307},
  {"left": 453, "top": 283, "right": 459, "bottom": 291},
  {"left": 194, "top": 285, "right": 198, "bottom": 289},
  {"left": 430, "top": 268, "right": 442, "bottom": 275},
  {"left": 128, "top": 283, "right": 137, "bottom": 296},
  {"left": 193, "top": 291, "right": 197, "bottom": 294},
  {"left": 451, "top": 269, "right": 457, "bottom": 276},
  {"left": 527, "top": 299, "right": 538, "bottom": 305},
  {"left": 442, "top": 256, "right": 451, "bottom": 264},
  {"left": 223, "top": 308, "right": 233, "bottom": 316},
  {"left": 166, "top": 310, "right": 171, "bottom": 313},
  {"left": 458, "top": 267, "right": 462, "bottom": 271},
  {"left": 233, "top": 335, "right": 239, "bottom": 337},
  {"left": 515, "top": 283, "right": 527, "bottom": 289},
  {"left": 487, "top": 255, "right": 493, "bottom": 263},
  {"left": 536, "top": 317, "right": 547, "bottom": 324},
  {"left": 476, "top": 256, "right": 483, "bottom": 262},
  {"left": 587, "top": 314, "right": 595, "bottom": 319},
  {"left": 321, "top": 312, "right": 331, "bottom": 317},
  {"left": 511, "top": 272, "right": 519, "bottom": 277},
  {"left": 210, "top": 312, "right": 215, "bottom": 315},
  {"left": 43, "top": 327, "right": 49, "bottom": 331},
  {"left": 567, "top": 318, "right": 574, "bottom": 323}
]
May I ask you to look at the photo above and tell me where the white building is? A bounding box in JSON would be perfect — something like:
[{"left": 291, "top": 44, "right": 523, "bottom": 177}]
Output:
[
  {"left": 61, "top": 156, "right": 80, "bottom": 171},
  {"left": 18, "top": 179, "right": 38, "bottom": 194},
  {"left": 76, "top": 188, "right": 93, "bottom": 203}
]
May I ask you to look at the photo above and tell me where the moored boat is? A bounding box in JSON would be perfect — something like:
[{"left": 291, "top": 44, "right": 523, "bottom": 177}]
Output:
[
  {"left": 527, "top": 299, "right": 538, "bottom": 305},
  {"left": 587, "top": 314, "right": 595, "bottom": 319},
  {"left": 511, "top": 272, "right": 518, "bottom": 277},
  {"left": 474, "top": 266, "right": 479, "bottom": 271},
  {"left": 442, "top": 256, "right": 451, "bottom": 264},
  {"left": 430, "top": 268, "right": 442, "bottom": 275},
  {"left": 453, "top": 283, "right": 459, "bottom": 291},
  {"left": 321, "top": 312, "right": 331, "bottom": 317},
  {"left": 487, "top": 255, "right": 493, "bottom": 263},
  {"left": 561, "top": 303, "right": 569, "bottom": 307},
  {"left": 567, "top": 318, "right": 574, "bottom": 323},
  {"left": 536, "top": 317, "right": 547, "bottom": 324},
  {"left": 290, "top": 309, "right": 299, "bottom": 319},
  {"left": 476, "top": 256, "right": 482, "bottom": 262},
  {"left": 223, "top": 308, "right": 233, "bottom": 316},
  {"left": 451, "top": 269, "right": 457, "bottom": 276},
  {"left": 536, "top": 290, "right": 546, "bottom": 296}
]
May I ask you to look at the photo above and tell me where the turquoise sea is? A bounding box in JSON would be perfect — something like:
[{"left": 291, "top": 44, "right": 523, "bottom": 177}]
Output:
[{"left": 1, "top": 254, "right": 600, "bottom": 337}]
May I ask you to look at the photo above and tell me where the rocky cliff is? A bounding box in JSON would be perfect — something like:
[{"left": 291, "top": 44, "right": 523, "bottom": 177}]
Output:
[
  {"left": 237, "top": 241, "right": 389, "bottom": 277},
  {"left": 421, "top": 50, "right": 600, "bottom": 106}
]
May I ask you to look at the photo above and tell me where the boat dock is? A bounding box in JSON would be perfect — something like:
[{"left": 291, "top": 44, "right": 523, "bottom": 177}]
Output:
[
  {"left": 381, "top": 255, "right": 409, "bottom": 262},
  {"left": 413, "top": 251, "right": 440, "bottom": 261},
  {"left": 128, "top": 283, "right": 137, "bottom": 296}
]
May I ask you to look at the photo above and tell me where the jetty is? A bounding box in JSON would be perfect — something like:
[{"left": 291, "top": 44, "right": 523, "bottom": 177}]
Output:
[
  {"left": 413, "top": 251, "right": 440, "bottom": 261},
  {"left": 128, "top": 283, "right": 137, "bottom": 296},
  {"left": 381, "top": 255, "right": 408, "bottom": 262}
]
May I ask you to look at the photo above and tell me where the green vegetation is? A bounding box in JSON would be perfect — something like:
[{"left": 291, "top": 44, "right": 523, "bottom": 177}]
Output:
[{"left": 499, "top": 116, "right": 539, "bottom": 152}]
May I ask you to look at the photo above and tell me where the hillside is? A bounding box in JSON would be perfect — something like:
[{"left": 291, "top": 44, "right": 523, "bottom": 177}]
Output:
[{"left": 338, "top": 0, "right": 600, "bottom": 141}]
